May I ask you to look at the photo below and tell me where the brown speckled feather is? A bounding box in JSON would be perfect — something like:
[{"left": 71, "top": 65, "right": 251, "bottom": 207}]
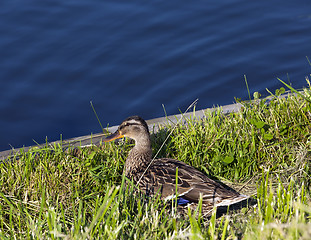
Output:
[{"left": 132, "top": 158, "right": 245, "bottom": 205}]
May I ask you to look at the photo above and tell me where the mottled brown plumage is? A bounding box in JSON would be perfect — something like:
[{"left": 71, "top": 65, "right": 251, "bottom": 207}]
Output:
[{"left": 103, "top": 115, "right": 249, "bottom": 217}]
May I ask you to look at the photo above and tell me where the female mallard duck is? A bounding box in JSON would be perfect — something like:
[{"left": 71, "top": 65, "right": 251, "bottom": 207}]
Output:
[{"left": 103, "top": 115, "right": 249, "bottom": 217}]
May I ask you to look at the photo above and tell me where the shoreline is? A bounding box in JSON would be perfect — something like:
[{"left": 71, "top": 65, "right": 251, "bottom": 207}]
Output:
[{"left": 0, "top": 92, "right": 291, "bottom": 161}]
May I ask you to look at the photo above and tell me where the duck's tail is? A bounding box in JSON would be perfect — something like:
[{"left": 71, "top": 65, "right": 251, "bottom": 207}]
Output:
[{"left": 216, "top": 194, "right": 250, "bottom": 207}]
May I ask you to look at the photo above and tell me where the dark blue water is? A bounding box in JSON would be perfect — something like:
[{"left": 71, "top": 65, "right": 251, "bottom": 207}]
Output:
[{"left": 1, "top": 0, "right": 311, "bottom": 151}]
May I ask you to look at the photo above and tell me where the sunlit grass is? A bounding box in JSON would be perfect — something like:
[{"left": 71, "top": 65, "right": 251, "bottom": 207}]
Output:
[{"left": 0, "top": 79, "right": 311, "bottom": 239}]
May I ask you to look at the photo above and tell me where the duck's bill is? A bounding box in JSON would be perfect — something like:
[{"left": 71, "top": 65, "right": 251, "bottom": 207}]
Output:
[{"left": 103, "top": 131, "right": 124, "bottom": 142}]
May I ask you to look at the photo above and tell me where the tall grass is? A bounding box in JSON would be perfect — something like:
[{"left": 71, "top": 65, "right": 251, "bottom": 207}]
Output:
[{"left": 0, "top": 80, "right": 310, "bottom": 239}]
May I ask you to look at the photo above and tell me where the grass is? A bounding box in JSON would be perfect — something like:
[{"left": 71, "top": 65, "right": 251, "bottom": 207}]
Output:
[{"left": 0, "top": 80, "right": 311, "bottom": 239}]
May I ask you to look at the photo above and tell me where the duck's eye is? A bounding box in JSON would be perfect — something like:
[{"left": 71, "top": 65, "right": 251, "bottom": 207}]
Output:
[{"left": 133, "top": 126, "right": 140, "bottom": 132}]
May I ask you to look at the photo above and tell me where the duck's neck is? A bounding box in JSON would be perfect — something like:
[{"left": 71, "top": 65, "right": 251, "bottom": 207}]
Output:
[{"left": 125, "top": 137, "right": 152, "bottom": 178}]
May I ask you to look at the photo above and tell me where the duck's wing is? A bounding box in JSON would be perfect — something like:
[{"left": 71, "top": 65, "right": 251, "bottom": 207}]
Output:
[{"left": 139, "top": 158, "right": 248, "bottom": 206}]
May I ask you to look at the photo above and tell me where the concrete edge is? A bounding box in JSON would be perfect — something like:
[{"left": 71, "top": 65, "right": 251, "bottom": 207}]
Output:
[{"left": 0, "top": 91, "right": 295, "bottom": 161}]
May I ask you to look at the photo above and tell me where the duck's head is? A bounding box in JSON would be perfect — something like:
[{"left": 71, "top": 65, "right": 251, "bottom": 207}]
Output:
[{"left": 103, "top": 116, "right": 150, "bottom": 144}]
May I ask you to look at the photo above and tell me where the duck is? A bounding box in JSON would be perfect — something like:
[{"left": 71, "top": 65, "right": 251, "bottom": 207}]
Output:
[{"left": 103, "top": 115, "right": 249, "bottom": 217}]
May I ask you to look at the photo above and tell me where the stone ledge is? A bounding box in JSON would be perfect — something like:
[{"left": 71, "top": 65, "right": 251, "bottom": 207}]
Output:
[{"left": 0, "top": 91, "right": 294, "bottom": 161}]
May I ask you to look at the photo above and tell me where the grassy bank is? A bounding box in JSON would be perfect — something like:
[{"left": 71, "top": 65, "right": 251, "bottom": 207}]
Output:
[{"left": 0, "top": 83, "right": 311, "bottom": 239}]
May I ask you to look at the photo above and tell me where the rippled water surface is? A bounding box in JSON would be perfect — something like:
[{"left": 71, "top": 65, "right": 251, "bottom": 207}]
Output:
[{"left": 1, "top": 0, "right": 311, "bottom": 150}]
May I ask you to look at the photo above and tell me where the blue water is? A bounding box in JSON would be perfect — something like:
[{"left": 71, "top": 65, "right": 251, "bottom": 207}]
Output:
[{"left": 1, "top": 0, "right": 311, "bottom": 151}]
